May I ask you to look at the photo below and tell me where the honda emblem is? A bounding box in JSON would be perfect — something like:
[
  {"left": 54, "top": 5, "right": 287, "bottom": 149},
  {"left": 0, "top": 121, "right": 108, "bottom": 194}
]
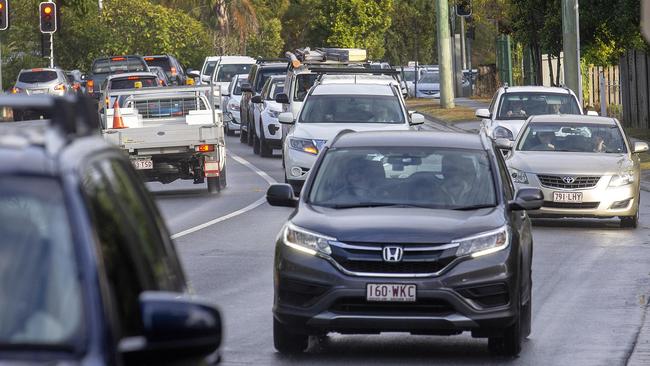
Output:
[{"left": 382, "top": 246, "right": 404, "bottom": 262}]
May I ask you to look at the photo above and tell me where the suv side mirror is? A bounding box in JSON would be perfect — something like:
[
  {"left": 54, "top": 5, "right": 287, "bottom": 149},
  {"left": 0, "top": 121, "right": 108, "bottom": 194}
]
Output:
[
  {"left": 267, "top": 184, "right": 298, "bottom": 207},
  {"left": 634, "top": 141, "right": 649, "bottom": 153},
  {"left": 252, "top": 95, "right": 263, "bottom": 104},
  {"left": 241, "top": 83, "right": 252, "bottom": 93},
  {"left": 275, "top": 93, "right": 290, "bottom": 104},
  {"left": 509, "top": 188, "right": 543, "bottom": 211},
  {"left": 278, "top": 112, "right": 295, "bottom": 125},
  {"left": 410, "top": 113, "right": 425, "bottom": 125},
  {"left": 120, "top": 292, "right": 221, "bottom": 363},
  {"left": 476, "top": 108, "right": 491, "bottom": 119}
]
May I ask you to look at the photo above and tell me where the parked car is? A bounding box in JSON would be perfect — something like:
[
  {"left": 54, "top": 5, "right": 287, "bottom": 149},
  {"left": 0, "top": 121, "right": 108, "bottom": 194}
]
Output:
[
  {"left": 240, "top": 60, "right": 288, "bottom": 146},
  {"left": 267, "top": 130, "right": 543, "bottom": 356},
  {"left": 476, "top": 86, "right": 584, "bottom": 140},
  {"left": 144, "top": 55, "right": 186, "bottom": 85},
  {"left": 0, "top": 95, "right": 222, "bottom": 365},
  {"left": 504, "top": 114, "right": 648, "bottom": 228},
  {"left": 11, "top": 68, "right": 72, "bottom": 96},
  {"left": 280, "top": 79, "right": 424, "bottom": 194},
  {"left": 415, "top": 71, "right": 441, "bottom": 98},
  {"left": 148, "top": 66, "right": 171, "bottom": 86},
  {"left": 252, "top": 75, "right": 285, "bottom": 156},
  {"left": 221, "top": 74, "right": 248, "bottom": 136},
  {"left": 86, "top": 55, "right": 150, "bottom": 99}
]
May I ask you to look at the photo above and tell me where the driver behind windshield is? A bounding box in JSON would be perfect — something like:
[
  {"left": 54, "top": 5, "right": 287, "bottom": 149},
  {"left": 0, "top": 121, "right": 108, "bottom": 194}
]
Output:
[
  {"left": 532, "top": 131, "right": 556, "bottom": 151},
  {"left": 440, "top": 155, "right": 476, "bottom": 205},
  {"left": 506, "top": 99, "right": 526, "bottom": 117}
]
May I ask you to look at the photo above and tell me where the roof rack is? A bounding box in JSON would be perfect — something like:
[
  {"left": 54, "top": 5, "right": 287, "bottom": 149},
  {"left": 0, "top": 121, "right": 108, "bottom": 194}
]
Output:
[
  {"left": 307, "top": 67, "right": 400, "bottom": 75},
  {"left": 286, "top": 47, "right": 368, "bottom": 69},
  {"left": 255, "top": 57, "right": 289, "bottom": 65}
]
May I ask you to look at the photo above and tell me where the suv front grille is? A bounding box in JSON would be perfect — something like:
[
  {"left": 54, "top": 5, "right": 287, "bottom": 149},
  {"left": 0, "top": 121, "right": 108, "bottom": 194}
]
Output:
[{"left": 537, "top": 175, "right": 601, "bottom": 189}]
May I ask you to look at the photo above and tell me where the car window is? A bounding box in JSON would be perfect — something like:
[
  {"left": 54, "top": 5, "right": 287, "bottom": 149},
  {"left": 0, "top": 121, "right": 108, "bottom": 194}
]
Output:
[
  {"left": 309, "top": 147, "right": 497, "bottom": 209},
  {"left": 419, "top": 72, "right": 440, "bottom": 83},
  {"left": 294, "top": 74, "right": 318, "bottom": 102},
  {"left": 0, "top": 177, "right": 83, "bottom": 348},
  {"left": 493, "top": 148, "right": 514, "bottom": 200},
  {"left": 255, "top": 67, "right": 286, "bottom": 92},
  {"left": 144, "top": 57, "right": 172, "bottom": 72},
  {"left": 299, "top": 95, "right": 405, "bottom": 124},
  {"left": 18, "top": 71, "right": 58, "bottom": 83},
  {"left": 131, "top": 97, "right": 208, "bottom": 119},
  {"left": 496, "top": 92, "right": 581, "bottom": 120},
  {"left": 267, "top": 82, "right": 284, "bottom": 100},
  {"left": 517, "top": 122, "right": 627, "bottom": 153},
  {"left": 402, "top": 70, "right": 415, "bottom": 82},
  {"left": 92, "top": 57, "right": 147, "bottom": 74},
  {"left": 109, "top": 77, "right": 158, "bottom": 89},
  {"left": 233, "top": 77, "right": 247, "bottom": 95},
  {"left": 215, "top": 64, "right": 253, "bottom": 82},
  {"left": 203, "top": 61, "right": 218, "bottom": 76}
]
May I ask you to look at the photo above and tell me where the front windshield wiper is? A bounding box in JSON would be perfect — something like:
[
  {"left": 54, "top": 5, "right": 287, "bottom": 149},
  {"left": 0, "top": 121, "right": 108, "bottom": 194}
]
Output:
[{"left": 451, "top": 204, "right": 497, "bottom": 211}]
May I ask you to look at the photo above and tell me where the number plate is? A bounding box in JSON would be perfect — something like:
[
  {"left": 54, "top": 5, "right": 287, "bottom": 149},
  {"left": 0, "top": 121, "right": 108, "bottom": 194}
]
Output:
[
  {"left": 553, "top": 191, "right": 583, "bottom": 203},
  {"left": 366, "top": 284, "right": 416, "bottom": 302},
  {"left": 132, "top": 159, "right": 153, "bottom": 170}
]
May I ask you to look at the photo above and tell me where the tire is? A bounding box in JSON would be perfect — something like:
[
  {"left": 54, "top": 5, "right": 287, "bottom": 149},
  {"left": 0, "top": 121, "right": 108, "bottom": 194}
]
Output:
[
  {"left": 218, "top": 165, "right": 227, "bottom": 190},
  {"left": 273, "top": 318, "right": 308, "bottom": 354},
  {"left": 225, "top": 122, "right": 234, "bottom": 137},
  {"left": 620, "top": 196, "right": 639, "bottom": 228},
  {"left": 239, "top": 123, "right": 248, "bottom": 143},
  {"left": 260, "top": 135, "right": 273, "bottom": 157},
  {"left": 247, "top": 120, "right": 254, "bottom": 146},
  {"left": 207, "top": 177, "right": 219, "bottom": 193},
  {"left": 488, "top": 260, "right": 523, "bottom": 357},
  {"left": 253, "top": 132, "right": 261, "bottom": 155}
]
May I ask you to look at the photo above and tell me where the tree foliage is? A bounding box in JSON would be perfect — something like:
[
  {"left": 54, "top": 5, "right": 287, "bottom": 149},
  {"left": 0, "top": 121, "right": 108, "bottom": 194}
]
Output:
[{"left": 384, "top": 0, "right": 436, "bottom": 65}]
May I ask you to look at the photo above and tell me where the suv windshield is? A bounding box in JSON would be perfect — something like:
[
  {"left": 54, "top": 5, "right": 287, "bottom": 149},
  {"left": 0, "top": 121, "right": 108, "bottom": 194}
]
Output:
[
  {"left": 518, "top": 122, "right": 627, "bottom": 153},
  {"left": 0, "top": 177, "right": 83, "bottom": 349},
  {"left": 92, "top": 58, "right": 147, "bottom": 74},
  {"left": 18, "top": 71, "right": 58, "bottom": 83},
  {"left": 309, "top": 147, "right": 496, "bottom": 209},
  {"left": 497, "top": 92, "right": 581, "bottom": 120},
  {"left": 216, "top": 64, "right": 253, "bottom": 82},
  {"left": 299, "top": 95, "right": 405, "bottom": 124}
]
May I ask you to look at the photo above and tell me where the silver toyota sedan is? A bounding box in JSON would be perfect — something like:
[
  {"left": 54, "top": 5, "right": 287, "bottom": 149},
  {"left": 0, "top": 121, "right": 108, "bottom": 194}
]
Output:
[{"left": 504, "top": 114, "right": 648, "bottom": 228}]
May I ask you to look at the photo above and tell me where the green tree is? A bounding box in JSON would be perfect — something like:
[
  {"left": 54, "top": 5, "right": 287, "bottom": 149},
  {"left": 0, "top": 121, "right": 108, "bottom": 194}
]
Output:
[{"left": 384, "top": 0, "right": 436, "bottom": 65}]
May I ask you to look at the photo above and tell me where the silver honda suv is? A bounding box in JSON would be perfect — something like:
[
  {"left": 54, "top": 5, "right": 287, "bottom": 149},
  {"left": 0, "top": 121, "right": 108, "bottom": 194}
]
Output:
[{"left": 11, "top": 68, "right": 72, "bottom": 97}]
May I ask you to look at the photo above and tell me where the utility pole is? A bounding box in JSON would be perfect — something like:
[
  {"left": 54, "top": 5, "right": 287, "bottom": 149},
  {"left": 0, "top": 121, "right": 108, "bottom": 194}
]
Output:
[
  {"left": 562, "top": 0, "right": 582, "bottom": 106},
  {"left": 436, "top": 0, "right": 455, "bottom": 108}
]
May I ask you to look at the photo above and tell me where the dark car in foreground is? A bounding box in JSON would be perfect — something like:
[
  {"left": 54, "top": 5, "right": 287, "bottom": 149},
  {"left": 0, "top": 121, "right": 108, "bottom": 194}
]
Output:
[
  {"left": 0, "top": 95, "right": 222, "bottom": 365},
  {"left": 267, "top": 131, "right": 543, "bottom": 356}
]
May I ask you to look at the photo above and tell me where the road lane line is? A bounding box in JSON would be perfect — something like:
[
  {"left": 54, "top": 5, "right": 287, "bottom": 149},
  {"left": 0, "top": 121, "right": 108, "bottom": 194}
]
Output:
[{"left": 170, "top": 151, "right": 277, "bottom": 240}]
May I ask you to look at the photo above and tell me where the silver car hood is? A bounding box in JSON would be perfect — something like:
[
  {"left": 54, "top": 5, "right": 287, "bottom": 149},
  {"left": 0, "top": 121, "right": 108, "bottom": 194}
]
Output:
[
  {"left": 292, "top": 122, "right": 411, "bottom": 141},
  {"left": 508, "top": 151, "right": 634, "bottom": 176}
]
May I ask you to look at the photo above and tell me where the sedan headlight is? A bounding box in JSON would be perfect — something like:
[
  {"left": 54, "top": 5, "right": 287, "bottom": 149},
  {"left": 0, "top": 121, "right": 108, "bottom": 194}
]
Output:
[
  {"left": 493, "top": 126, "right": 514, "bottom": 140},
  {"left": 509, "top": 168, "right": 529, "bottom": 184},
  {"left": 283, "top": 223, "right": 333, "bottom": 256},
  {"left": 289, "top": 138, "right": 319, "bottom": 155},
  {"left": 609, "top": 171, "right": 635, "bottom": 187},
  {"left": 454, "top": 226, "right": 510, "bottom": 258}
]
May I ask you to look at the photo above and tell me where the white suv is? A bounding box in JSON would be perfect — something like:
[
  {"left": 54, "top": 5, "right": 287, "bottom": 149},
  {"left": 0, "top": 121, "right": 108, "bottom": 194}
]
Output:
[
  {"left": 280, "top": 81, "right": 424, "bottom": 193},
  {"left": 476, "top": 86, "right": 584, "bottom": 140}
]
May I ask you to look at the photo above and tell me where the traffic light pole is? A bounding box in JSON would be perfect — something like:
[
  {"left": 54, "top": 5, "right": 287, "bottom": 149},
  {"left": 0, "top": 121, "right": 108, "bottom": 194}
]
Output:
[
  {"left": 49, "top": 33, "right": 53, "bottom": 67},
  {"left": 436, "top": 0, "right": 455, "bottom": 108}
]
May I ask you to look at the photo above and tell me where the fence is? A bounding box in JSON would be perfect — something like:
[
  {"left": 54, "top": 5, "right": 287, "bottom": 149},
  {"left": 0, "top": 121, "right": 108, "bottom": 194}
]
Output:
[
  {"left": 585, "top": 65, "right": 621, "bottom": 118},
  {"left": 620, "top": 50, "right": 650, "bottom": 128}
]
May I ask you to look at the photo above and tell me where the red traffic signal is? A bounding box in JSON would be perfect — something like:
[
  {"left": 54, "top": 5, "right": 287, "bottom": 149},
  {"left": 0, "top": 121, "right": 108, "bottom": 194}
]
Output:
[
  {"left": 0, "top": 0, "right": 9, "bottom": 31},
  {"left": 39, "top": 2, "right": 57, "bottom": 33}
]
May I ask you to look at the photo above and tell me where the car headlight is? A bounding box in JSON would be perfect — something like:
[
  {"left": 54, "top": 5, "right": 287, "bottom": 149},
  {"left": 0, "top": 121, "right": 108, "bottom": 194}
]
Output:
[
  {"left": 493, "top": 126, "right": 514, "bottom": 140},
  {"left": 609, "top": 171, "right": 635, "bottom": 187},
  {"left": 454, "top": 226, "right": 510, "bottom": 258},
  {"left": 283, "top": 222, "right": 333, "bottom": 256},
  {"left": 289, "top": 138, "right": 319, "bottom": 155},
  {"left": 228, "top": 102, "right": 240, "bottom": 111},
  {"left": 267, "top": 109, "right": 281, "bottom": 118},
  {"left": 509, "top": 168, "right": 529, "bottom": 184}
]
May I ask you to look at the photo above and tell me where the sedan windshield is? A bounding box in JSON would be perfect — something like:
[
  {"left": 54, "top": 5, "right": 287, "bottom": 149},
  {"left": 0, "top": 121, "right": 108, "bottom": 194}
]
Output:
[
  {"left": 497, "top": 92, "right": 581, "bottom": 120},
  {"left": 0, "top": 177, "right": 83, "bottom": 349},
  {"left": 309, "top": 147, "right": 496, "bottom": 209},
  {"left": 299, "top": 95, "right": 405, "bottom": 124},
  {"left": 518, "top": 122, "right": 627, "bottom": 153}
]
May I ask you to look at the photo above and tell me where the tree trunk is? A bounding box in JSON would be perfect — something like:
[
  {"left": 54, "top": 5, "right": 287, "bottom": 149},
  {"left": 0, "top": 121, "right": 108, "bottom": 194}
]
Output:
[{"left": 555, "top": 53, "right": 561, "bottom": 86}]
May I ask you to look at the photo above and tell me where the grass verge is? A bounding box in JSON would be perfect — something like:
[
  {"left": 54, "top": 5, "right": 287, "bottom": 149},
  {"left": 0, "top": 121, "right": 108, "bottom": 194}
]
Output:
[{"left": 405, "top": 98, "right": 477, "bottom": 123}]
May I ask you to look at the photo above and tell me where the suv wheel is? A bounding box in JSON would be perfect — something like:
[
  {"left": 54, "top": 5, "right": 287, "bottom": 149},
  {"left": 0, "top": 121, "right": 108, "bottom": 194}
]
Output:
[
  {"left": 273, "top": 318, "right": 308, "bottom": 354},
  {"left": 253, "top": 132, "right": 261, "bottom": 155},
  {"left": 247, "top": 120, "right": 255, "bottom": 146},
  {"left": 488, "top": 260, "right": 524, "bottom": 356},
  {"left": 260, "top": 135, "right": 273, "bottom": 157},
  {"left": 207, "top": 177, "right": 219, "bottom": 193},
  {"left": 239, "top": 122, "right": 248, "bottom": 143}
]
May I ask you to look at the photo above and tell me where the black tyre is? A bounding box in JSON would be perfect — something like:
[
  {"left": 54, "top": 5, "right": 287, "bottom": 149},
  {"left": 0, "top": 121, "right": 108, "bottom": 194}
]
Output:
[
  {"left": 620, "top": 200, "right": 639, "bottom": 228},
  {"left": 488, "top": 261, "right": 523, "bottom": 357},
  {"left": 239, "top": 124, "right": 248, "bottom": 143},
  {"left": 225, "top": 122, "right": 234, "bottom": 136},
  {"left": 260, "top": 136, "right": 273, "bottom": 157},
  {"left": 273, "top": 318, "right": 308, "bottom": 354},
  {"left": 218, "top": 165, "right": 227, "bottom": 190},
  {"left": 253, "top": 132, "right": 261, "bottom": 155},
  {"left": 207, "top": 177, "right": 219, "bottom": 193},
  {"left": 247, "top": 120, "right": 254, "bottom": 146}
]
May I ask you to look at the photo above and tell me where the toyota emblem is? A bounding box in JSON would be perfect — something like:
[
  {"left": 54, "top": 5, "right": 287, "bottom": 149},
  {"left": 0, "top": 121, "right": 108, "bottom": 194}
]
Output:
[
  {"left": 382, "top": 246, "right": 404, "bottom": 262},
  {"left": 562, "top": 176, "right": 576, "bottom": 184}
]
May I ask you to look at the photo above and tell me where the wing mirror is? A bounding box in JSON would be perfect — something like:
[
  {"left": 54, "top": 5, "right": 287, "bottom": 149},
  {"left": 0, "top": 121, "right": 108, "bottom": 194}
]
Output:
[
  {"left": 241, "top": 83, "right": 252, "bottom": 93},
  {"left": 410, "top": 113, "right": 425, "bottom": 125},
  {"left": 252, "top": 95, "right": 263, "bottom": 104},
  {"left": 475, "top": 108, "right": 491, "bottom": 119},
  {"left": 267, "top": 184, "right": 298, "bottom": 207},
  {"left": 633, "top": 141, "right": 649, "bottom": 153},
  {"left": 278, "top": 112, "right": 295, "bottom": 125},
  {"left": 509, "top": 188, "right": 543, "bottom": 211},
  {"left": 495, "top": 138, "right": 514, "bottom": 150},
  {"left": 119, "top": 292, "right": 221, "bottom": 363},
  {"left": 275, "top": 93, "right": 290, "bottom": 104}
]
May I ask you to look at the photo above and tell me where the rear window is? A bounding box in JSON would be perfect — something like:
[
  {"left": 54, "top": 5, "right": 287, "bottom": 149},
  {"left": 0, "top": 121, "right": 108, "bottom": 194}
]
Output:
[
  {"left": 92, "top": 57, "right": 148, "bottom": 74},
  {"left": 131, "top": 98, "right": 208, "bottom": 119},
  {"left": 144, "top": 57, "right": 171, "bottom": 72},
  {"left": 18, "top": 71, "right": 58, "bottom": 83},
  {"left": 109, "top": 77, "right": 158, "bottom": 90},
  {"left": 255, "top": 67, "right": 287, "bottom": 92}
]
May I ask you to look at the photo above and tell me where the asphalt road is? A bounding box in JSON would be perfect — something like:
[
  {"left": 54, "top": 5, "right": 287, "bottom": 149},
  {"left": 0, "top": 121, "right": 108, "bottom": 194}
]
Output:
[{"left": 152, "top": 134, "right": 650, "bottom": 366}]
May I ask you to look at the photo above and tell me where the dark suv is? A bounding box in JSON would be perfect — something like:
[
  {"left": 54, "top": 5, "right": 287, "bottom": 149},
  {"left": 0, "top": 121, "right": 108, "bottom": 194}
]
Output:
[
  {"left": 0, "top": 96, "right": 222, "bottom": 365},
  {"left": 144, "top": 55, "right": 187, "bottom": 85},
  {"left": 266, "top": 131, "right": 543, "bottom": 356},
  {"left": 239, "top": 60, "right": 288, "bottom": 146},
  {"left": 86, "top": 55, "right": 150, "bottom": 99}
]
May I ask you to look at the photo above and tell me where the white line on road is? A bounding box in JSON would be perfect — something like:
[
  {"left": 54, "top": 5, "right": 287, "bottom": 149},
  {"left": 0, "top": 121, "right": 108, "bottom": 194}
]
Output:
[{"left": 170, "top": 151, "right": 278, "bottom": 240}]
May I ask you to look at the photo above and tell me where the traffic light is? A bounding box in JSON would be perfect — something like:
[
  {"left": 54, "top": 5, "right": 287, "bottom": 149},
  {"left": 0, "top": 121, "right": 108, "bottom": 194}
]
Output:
[
  {"left": 0, "top": 0, "right": 9, "bottom": 31},
  {"left": 39, "top": 2, "right": 57, "bottom": 33},
  {"left": 456, "top": 0, "right": 471, "bottom": 17}
]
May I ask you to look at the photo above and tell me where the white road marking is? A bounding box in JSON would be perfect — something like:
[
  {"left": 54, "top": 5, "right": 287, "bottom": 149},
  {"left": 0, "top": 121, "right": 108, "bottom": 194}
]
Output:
[{"left": 170, "top": 151, "right": 277, "bottom": 240}]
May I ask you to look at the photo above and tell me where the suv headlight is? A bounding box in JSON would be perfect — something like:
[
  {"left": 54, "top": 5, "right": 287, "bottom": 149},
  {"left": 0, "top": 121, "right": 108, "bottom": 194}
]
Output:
[
  {"left": 493, "top": 126, "right": 514, "bottom": 140},
  {"left": 283, "top": 223, "right": 333, "bottom": 256},
  {"left": 509, "top": 168, "right": 529, "bottom": 184},
  {"left": 609, "top": 171, "right": 635, "bottom": 187},
  {"left": 289, "top": 138, "right": 319, "bottom": 155},
  {"left": 454, "top": 226, "right": 510, "bottom": 258}
]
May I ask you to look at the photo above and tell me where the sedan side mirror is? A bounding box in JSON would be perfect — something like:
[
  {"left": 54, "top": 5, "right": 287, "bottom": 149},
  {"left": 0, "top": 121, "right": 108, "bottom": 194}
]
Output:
[
  {"left": 509, "top": 188, "right": 544, "bottom": 211},
  {"left": 410, "top": 113, "right": 425, "bottom": 125},
  {"left": 252, "top": 95, "right": 263, "bottom": 104},
  {"left": 275, "top": 93, "right": 290, "bottom": 104},
  {"left": 278, "top": 112, "right": 295, "bottom": 125},
  {"left": 633, "top": 141, "right": 649, "bottom": 153},
  {"left": 241, "top": 83, "right": 252, "bottom": 93},
  {"left": 267, "top": 184, "right": 298, "bottom": 207},
  {"left": 475, "top": 108, "right": 491, "bottom": 119},
  {"left": 119, "top": 292, "right": 221, "bottom": 363}
]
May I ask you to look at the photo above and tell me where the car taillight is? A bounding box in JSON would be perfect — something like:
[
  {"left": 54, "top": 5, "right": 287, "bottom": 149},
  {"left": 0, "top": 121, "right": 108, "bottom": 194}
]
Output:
[
  {"left": 54, "top": 83, "right": 66, "bottom": 91},
  {"left": 159, "top": 79, "right": 164, "bottom": 86},
  {"left": 11, "top": 87, "right": 22, "bottom": 94},
  {"left": 196, "top": 144, "right": 215, "bottom": 152},
  {"left": 171, "top": 67, "right": 177, "bottom": 76},
  {"left": 87, "top": 80, "right": 94, "bottom": 93}
]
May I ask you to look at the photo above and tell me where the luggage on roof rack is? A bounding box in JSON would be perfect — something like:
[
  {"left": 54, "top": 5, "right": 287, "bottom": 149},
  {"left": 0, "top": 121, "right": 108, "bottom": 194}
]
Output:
[{"left": 286, "top": 47, "right": 368, "bottom": 67}]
